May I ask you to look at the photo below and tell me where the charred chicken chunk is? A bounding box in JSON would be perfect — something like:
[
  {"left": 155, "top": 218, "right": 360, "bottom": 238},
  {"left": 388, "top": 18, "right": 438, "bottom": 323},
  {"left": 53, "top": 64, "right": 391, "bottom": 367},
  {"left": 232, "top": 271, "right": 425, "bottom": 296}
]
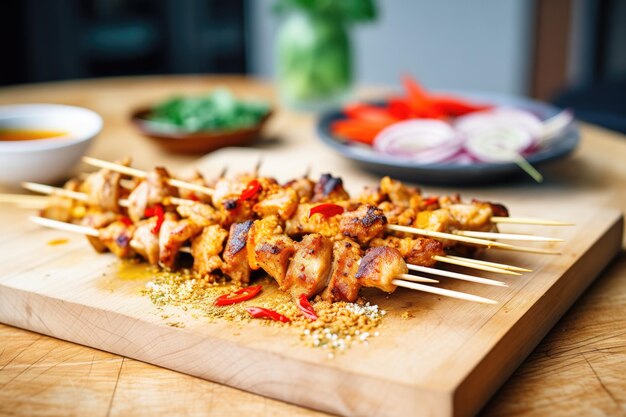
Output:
[
  {"left": 283, "top": 233, "right": 333, "bottom": 299},
  {"left": 80, "top": 168, "right": 123, "bottom": 213},
  {"left": 82, "top": 211, "right": 118, "bottom": 253},
  {"left": 159, "top": 213, "right": 203, "bottom": 270},
  {"left": 251, "top": 234, "right": 296, "bottom": 286},
  {"left": 98, "top": 221, "right": 135, "bottom": 258},
  {"left": 253, "top": 186, "right": 298, "bottom": 220},
  {"left": 127, "top": 167, "right": 178, "bottom": 222},
  {"left": 321, "top": 239, "right": 363, "bottom": 302},
  {"left": 370, "top": 236, "right": 444, "bottom": 267},
  {"left": 379, "top": 176, "right": 421, "bottom": 209},
  {"left": 284, "top": 177, "right": 315, "bottom": 202},
  {"left": 130, "top": 217, "right": 160, "bottom": 265},
  {"left": 221, "top": 220, "right": 254, "bottom": 284},
  {"left": 191, "top": 224, "right": 228, "bottom": 278},
  {"left": 246, "top": 216, "right": 284, "bottom": 270},
  {"left": 176, "top": 201, "right": 222, "bottom": 227},
  {"left": 312, "top": 173, "right": 350, "bottom": 202},
  {"left": 339, "top": 204, "right": 387, "bottom": 244},
  {"left": 356, "top": 246, "right": 407, "bottom": 293},
  {"left": 285, "top": 203, "right": 344, "bottom": 239},
  {"left": 41, "top": 179, "right": 84, "bottom": 222}
]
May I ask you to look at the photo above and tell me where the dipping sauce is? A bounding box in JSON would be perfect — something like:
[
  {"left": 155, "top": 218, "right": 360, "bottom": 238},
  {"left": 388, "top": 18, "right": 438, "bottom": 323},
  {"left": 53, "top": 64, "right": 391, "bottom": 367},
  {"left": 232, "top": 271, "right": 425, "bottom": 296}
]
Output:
[{"left": 0, "top": 129, "right": 67, "bottom": 141}]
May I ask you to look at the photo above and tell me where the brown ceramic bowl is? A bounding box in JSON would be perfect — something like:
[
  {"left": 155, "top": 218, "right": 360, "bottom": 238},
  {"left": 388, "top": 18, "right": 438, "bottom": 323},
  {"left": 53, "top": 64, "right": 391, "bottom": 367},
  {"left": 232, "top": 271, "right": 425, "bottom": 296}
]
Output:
[{"left": 130, "top": 108, "right": 272, "bottom": 154}]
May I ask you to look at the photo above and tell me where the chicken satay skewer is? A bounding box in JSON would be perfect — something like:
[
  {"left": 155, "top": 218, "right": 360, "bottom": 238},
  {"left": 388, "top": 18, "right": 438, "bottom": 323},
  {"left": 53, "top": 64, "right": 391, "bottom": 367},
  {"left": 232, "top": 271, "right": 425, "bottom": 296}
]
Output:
[
  {"left": 23, "top": 180, "right": 529, "bottom": 250},
  {"left": 82, "top": 156, "right": 214, "bottom": 197},
  {"left": 29, "top": 216, "right": 503, "bottom": 304},
  {"left": 445, "top": 255, "right": 532, "bottom": 273},
  {"left": 81, "top": 158, "right": 564, "bottom": 243},
  {"left": 22, "top": 183, "right": 530, "bottom": 275}
]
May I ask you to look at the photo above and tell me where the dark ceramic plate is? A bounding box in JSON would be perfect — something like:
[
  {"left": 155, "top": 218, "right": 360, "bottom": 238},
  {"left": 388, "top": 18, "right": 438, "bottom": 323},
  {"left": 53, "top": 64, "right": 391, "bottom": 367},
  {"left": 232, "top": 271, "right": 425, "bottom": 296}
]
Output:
[
  {"left": 131, "top": 108, "right": 272, "bottom": 154},
  {"left": 317, "top": 91, "right": 579, "bottom": 185}
]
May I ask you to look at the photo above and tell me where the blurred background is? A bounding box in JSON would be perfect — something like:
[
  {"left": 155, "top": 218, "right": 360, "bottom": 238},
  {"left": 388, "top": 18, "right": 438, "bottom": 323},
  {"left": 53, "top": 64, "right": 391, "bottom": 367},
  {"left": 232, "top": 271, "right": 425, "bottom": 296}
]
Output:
[{"left": 1, "top": 0, "right": 625, "bottom": 132}]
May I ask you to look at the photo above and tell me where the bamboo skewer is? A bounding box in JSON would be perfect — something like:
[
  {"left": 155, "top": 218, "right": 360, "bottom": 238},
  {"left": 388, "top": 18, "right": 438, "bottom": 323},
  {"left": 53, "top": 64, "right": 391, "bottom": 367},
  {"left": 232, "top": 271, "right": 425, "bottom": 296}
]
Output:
[
  {"left": 446, "top": 255, "right": 532, "bottom": 273},
  {"left": 453, "top": 230, "right": 563, "bottom": 242},
  {"left": 407, "top": 264, "right": 508, "bottom": 287},
  {"left": 82, "top": 156, "right": 215, "bottom": 197},
  {"left": 22, "top": 182, "right": 88, "bottom": 202},
  {"left": 0, "top": 193, "right": 49, "bottom": 209},
  {"left": 392, "top": 280, "right": 498, "bottom": 304},
  {"left": 491, "top": 216, "right": 574, "bottom": 226},
  {"left": 29, "top": 216, "right": 496, "bottom": 304},
  {"left": 386, "top": 224, "right": 513, "bottom": 249},
  {"left": 432, "top": 255, "right": 521, "bottom": 276},
  {"left": 496, "top": 245, "right": 562, "bottom": 255}
]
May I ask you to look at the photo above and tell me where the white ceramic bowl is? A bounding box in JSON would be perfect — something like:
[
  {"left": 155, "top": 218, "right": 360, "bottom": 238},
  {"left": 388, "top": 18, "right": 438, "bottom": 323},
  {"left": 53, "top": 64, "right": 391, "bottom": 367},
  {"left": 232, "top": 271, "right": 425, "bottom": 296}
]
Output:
[{"left": 0, "top": 104, "right": 102, "bottom": 186}]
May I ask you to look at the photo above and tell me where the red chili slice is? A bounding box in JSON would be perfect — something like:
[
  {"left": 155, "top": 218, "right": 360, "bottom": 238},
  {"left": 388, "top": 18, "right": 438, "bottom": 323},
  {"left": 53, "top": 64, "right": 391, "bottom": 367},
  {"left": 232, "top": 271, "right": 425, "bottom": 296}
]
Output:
[
  {"left": 144, "top": 204, "right": 165, "bottom": 234},
  {"left": 245, "top": 307, "right": 291, "bottom": 323},
  {"left": 119, "top": 216, "right": 133, "bottom": 226},
  {"left": 239, "top": 180, "right": 262, "bottom": 201},
  {"left": 214, "top": 285, "right": 262, "bottom": 306},
  {"left": 308, "top": 203, "right": 344, "bottom": 218},
  {"left": 297, "top": 294, "right": 318, "bottom": 321},
  {"left": 423, "top": 196, "right": 439, "bottom": 206}
]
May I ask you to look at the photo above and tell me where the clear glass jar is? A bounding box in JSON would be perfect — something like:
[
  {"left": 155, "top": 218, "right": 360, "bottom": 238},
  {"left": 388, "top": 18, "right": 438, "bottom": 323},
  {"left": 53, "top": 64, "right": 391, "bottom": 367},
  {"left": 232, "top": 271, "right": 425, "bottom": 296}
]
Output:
[{"left": 276, "top": 11, "right": 352, "bottom": 110}]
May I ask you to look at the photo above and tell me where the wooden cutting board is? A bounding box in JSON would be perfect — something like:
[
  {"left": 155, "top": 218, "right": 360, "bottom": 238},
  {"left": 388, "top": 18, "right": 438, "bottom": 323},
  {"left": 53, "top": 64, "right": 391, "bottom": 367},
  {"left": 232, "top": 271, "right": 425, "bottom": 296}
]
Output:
[{"left": 0, "top": 151, "right": 622, "bottom": 417}]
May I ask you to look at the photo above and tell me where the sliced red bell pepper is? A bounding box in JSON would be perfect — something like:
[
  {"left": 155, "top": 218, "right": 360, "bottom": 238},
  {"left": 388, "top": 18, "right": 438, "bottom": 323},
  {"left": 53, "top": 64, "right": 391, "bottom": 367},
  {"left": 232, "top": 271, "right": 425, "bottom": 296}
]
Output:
[
  {"left": 239, "top": 179, "right": 262, "bottom": 202},
  {"left": 429, "top": 95, "right": 492, "bottom": 117},
  {"left": 245, "top": 307, "right": 291, "bottom": 323},
  {"left": 144, "top": 204, "right": 165, "bottom": 234},
  {"left": 297, "top": 294, "right": 318, "bottom": 321},
  {"left": 330, "top": 119, "right": 392, "bottom": 145},
  {"left": 308, "top": 203, "right": 345, "bottom": 218},
  {"left": 215, "top": 285, "right": 262, "bottom": 306},
  {"left": 343, "top": 103, "right": 399, "bottom": 124}
]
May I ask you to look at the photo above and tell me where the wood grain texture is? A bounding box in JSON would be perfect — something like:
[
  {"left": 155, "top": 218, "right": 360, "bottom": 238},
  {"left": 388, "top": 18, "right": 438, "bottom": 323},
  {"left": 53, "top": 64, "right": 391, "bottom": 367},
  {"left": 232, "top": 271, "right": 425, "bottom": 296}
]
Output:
[{"left": 0, "top": 76, "right": 625, "bottom": 417}]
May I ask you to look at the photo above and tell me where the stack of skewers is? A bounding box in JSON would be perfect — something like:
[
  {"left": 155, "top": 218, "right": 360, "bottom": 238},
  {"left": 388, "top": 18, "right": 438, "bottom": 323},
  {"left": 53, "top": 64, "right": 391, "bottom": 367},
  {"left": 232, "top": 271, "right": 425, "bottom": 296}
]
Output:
[{"left": 1, "top": 156, "right": 571, "bottom": 318}]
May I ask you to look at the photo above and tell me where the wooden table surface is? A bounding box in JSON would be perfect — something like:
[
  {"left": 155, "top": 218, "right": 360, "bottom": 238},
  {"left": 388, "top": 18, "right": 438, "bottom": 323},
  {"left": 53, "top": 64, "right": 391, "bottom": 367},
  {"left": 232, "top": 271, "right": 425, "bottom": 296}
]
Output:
[{"left": 0, "top": 76, "right": 625, "bottom": 417}]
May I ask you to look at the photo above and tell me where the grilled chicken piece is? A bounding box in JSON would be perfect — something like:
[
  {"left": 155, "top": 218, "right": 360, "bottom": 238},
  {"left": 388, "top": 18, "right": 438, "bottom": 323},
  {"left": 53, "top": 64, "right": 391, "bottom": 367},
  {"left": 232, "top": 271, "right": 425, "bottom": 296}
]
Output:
[
  {"left": 447, "top": 203, "right": 497, "bottom": 232},
  {"left": 284, "top": 178, "right": 315, "bottom": 202},
  {"left": 283, "top": 233, "right": 333, "bottom": 299},
  {"left": 191, "top": 224, "right": 228, "bottom": 278},
  {"left": 98, "top": 221, "right": 135, "bottom": 258},
  {"left": 159, "top": 213, "right": 203, "bottom": 269},
  {"left": 339, "top": 204, "right": 387, "bottom": 244},
  {"left": 40, "top": 179, "right": 84, "bottom": 222},
  {"left": 211, "top": 178, "right": 246, "bottom": 207},
  {"left": 284, "top": 202, "right": 345, "bottom": 239},
  {"left": 82, "top": 211, "right": 118, "bottom": 253},
  {"left": 253, "top": 186, "right": 298, "bottom": 220},
  {"left": 127, "top": 167, "right": 178, "bottom": 222},
  {"left": 221, "top": 220, "right": 253, "bottom": 284},
  {"left": 356, "top": 246, "right": 407, "bottom": 293},
  {"left": 379, "top": 176, "right": 421, "bottom": 209},
  {"left": 415, "top": 208, "right": 454, "bottom": 233},
  {"left": 130, "top": 217, "right": 160, "bottom": 265},
  {"left": 176, "top": 201, "right": 222, "bottom": 227},
  {"left": 312, "top": 173, "right": 350, "bottom": 202},
  {"left": 251, "top": 234, "right": 296, "bottom": 286},
  {"left": 473, "top": 199, "right": 509, "bottom": 218},
  {"left": 370, "top": 236, "right": 444, "bottom": 267},
  {"left": 80, "top": 168, "right": 123, "bottom": 213},
  {"left": 246, "top": 216, "right": 284, "bottom": 270},
  {"left": 321, "top": 239, "right": 363, "bottom": 302},
  {"left": 378, "top": 201, "right": 416, "bottom": 226},
  {"left": 357, "top": 185, "right": 386, "bottom": 206},
  {"left": 178, "top": 170, "right": 212, "bottom": 203}
]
